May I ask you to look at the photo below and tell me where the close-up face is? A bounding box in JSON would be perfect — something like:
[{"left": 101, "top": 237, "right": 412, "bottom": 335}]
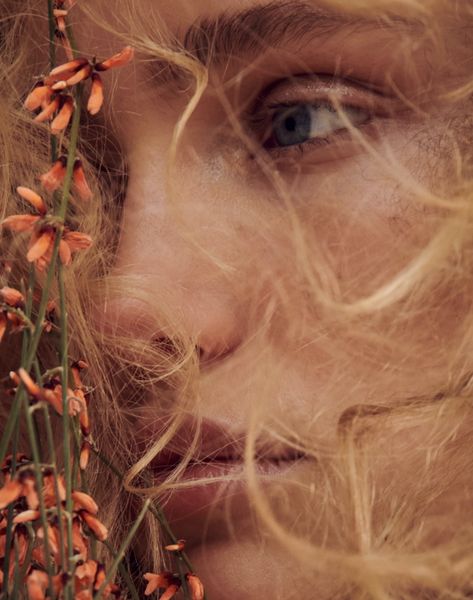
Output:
[
  {"left": 2, "top": 1, "right": 473, "bottom": 599},
  {"left": 74, "top": 0, "right": 473, "bottom": 598}
]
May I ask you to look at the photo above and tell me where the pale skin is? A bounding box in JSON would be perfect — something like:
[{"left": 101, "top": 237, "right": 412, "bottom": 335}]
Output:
[{"left": 80, "top": 1, "right": 473, "bottom": 598}]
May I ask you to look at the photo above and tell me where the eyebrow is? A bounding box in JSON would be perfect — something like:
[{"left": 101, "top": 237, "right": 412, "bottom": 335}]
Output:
[
  {"left": 182, "top": 1, "right": 412, "bottom": 66},
  {"left": 147, "top": 1, "right": 415, "bottom": 85}
]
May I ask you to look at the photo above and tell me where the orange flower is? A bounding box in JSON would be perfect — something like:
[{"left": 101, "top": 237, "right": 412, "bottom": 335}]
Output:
[
  {"left": 18, "top": 368, "right": 66, "bottom": 414},
  {"left": 0, "top": 479, "right": 22, "bottom": 510},
  {"left": 161, "top": 584, "right": 181, "bottom": 600},
  {"left": 93, "top": 563, "right": 120, "bottom": 597},
  {"left": 80, "top": 511, "right": 108, "bottom": 541},
  {"left": 165, "top": 539, "right": 186, "bottom": 552},
  {"left": 75, "top": 559, "right": 98, "bottom": 586},
  {"left": 17, "top": 186, "right": 47, "bottom": 214},
  {"left": 72, "top": 491, "right": 98, "bottom": 515},
  {"left": 39, "top": 157, "right": 67, "bottom": 193},
  {"left": 79, "top": 440, "right": 91, "bottom": 471},
  {"left": 95, "top": 46, "right": 135, "bottom": 71},
  {"left": 24, "top": 83, "right": 53, "bottom": 111},
  {"left": 36, "top": 524, "right": 60, "bottom": 558},
  {"left": 42, "top": 470, "right": 66, "bottom": 508},
  {"left": 73, "top": 160, "right": 93, "bottom": 201},
  {"left": 25, "top": 568, "right": 49, "bottom": 600},
  {"left": 47, "top": 58, "right": 89, "bottom": 83},
  {"left": 87, "top": 73, "right": 104, "bottom": 116},
  {"left": 0, "top": 286, "right": 24, "bottom": 307},
  {"left": 2, "top": 193, "right": 92, "bottom": 270},
  {"left": 13, "top": 509, "right": 40, "bottom": 524},
  {"left": 1, "top": 214, "right": 40, "bottom": 233},
  {"left": 51, "top": 95, "right": 74, "bottom": 135},
  {"left": 71, "top": 517, "right": 89, "bottom": 561},
  {"left": 21, "top": 472, "right": 39, "bottom": 509},
  {"left": 34, "top": 96, "right": 60, "bottom": 123},
  {"left": 53, "top": 8, "right": 67, "bottom": 33},
  {"left": 46, "top": 46, "right": 134, "bottom": 116},
  {"left": 143, "top": 572, "right": 181, "bottom": 597}
]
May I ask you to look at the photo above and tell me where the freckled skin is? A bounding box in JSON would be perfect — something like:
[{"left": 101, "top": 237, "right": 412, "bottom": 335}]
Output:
[{"left": 80, "top": 1, "right": 473, "bottom": 598}]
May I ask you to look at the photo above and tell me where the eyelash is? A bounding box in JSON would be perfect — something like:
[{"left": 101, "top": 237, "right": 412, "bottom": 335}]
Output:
[{"left": 246, "top": 80, "right": 385, "bottom": 159}]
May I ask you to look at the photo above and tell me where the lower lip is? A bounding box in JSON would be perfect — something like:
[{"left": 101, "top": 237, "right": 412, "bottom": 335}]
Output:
[{"left": 151, "top": 457, "right": 306, "bottom": 523}]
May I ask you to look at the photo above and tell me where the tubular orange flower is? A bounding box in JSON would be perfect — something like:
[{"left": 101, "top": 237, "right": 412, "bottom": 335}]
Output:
[
  {"left": 165, "top": 539, "right": 186, "bottom": 552},
  {"left": 80, "top": 511, "right": 108, "bottom": 541},
  {"left": 73, "top": 160, "right": 93, "bottom": 201},
  {"left": 79, "top": 441, "right": 91, "bottom": 470},
  {"left": 72, "top": 491, "right": 99, "bottom": 515},
  {"left": 45, "top": 46, "right": 133, "bottom": 116},
  {"left": 42, "top": 471, "right": 66, "bottom": 507},
  {"left": 93, "top": 563, "right": 119, "bottom": 596},
  {"left": 18, "top": 368, "right": 42, "bottom": 398},
  {"left": 0, "top": 314, "right": 6, "bottom": 342},
  {"left": 95, "top": 46, "right": 135, "bottom": 71},
  {"left": 2, "top": 214, "right": 40, "bottom": 232},
  {"left": 21, "top": 472, "right": 39, "bottom": 509},
  {"left": 87, "top": 73, "right": 104, "bottom": 116},
  {"left": 143, "top": 572, "right": 181, "bottom": 597},
  {"left": 53, "top": 8, "right": 67, "bottom": 33},
  {"left": 161, "top": 584, "right": 181, "bottom": 600},
  {"left": 51, "top": 96, "right": 74, "bottom": 135},
  {"left": 27, "top": 229, "right": 55, "bottom": 263},
  {"left": 0, "top": 286, "right": 24, "bottom": 307},
  {"left": 0, "top": 479, "right": 22, "bottom": 509},
  {"left": 186, "top": 574, "right": 204, "bottom": 600},
  {"left": 13, "top": 509, "right": 40, "bottom": 524},
  {"left": 25, "top": 568, "right": 49, "bottom": 600},
  {"left": 39, "top": 157, "right": 67, "bottom": 193},
  {"left": 34, "top": 96, "right": 60, "bottom": 123},
  {"left": 17, "top": 186, "right": 47, "bottom": 214},
  {"left": 37, "top": 524, "right": 60, "bottom": 557},
  {"left": 24, "top": 84, "right": 53, "bottom": 111},
  {"left": 71, "top": 517, "right": 88, "bottom": 560},
  {"left": 48, "top": 57, "right": 88, "bottom": 82},
  {"left": 75, "top": 559, "right": 98, "bottom": 585}
]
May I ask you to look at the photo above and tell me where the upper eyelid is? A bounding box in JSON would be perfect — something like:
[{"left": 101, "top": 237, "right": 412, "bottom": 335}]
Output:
[{"left": 247, "top": 75, "right": 402, "bottom": 124}]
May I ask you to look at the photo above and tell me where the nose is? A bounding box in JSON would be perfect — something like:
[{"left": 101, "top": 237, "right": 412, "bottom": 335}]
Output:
[{"left": 100, "top": 190, "right": 247, "bottom": 368}]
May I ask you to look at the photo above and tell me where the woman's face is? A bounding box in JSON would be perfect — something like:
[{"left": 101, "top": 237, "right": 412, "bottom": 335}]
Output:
[{"left": 83, "top": 1, "right": 473, "bottom": 598}]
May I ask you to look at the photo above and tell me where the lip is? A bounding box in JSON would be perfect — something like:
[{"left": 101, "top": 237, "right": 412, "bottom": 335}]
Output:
[{"left": 142, "top": 416, "right": 308, "bottom": 523}]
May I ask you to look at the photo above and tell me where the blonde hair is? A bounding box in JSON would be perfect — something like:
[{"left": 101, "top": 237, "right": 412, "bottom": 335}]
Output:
[{"left": 2, "top": 0, "right": 473, "bottom": 598}]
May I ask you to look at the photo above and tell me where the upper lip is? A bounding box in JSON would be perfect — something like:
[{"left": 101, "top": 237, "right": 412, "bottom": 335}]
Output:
[{"left": 144, "top": 417, "right": 307, "bottom": 473}]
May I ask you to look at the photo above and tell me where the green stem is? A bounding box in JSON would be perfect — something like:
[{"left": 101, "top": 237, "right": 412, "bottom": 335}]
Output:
[
  {"left": 23, "top": 396, "right": 55, "bottom": 598},
  {"left": 93, "top": 500, "right": 151, "bottom": 600},
  {"left": 58, "top": 263, "right": 74, "bottom": 586},
  {"left": 1, "top": 428, "right": 20, "bottom": 596},
  {"left": 103, "top": 540, "right": 141, "bottom": 600},
  {"left": 92, "top": 449, "right": 205, "bottom": 598},
  {"left": 40, "top": 401, "right": 67, "bottom": 573}
]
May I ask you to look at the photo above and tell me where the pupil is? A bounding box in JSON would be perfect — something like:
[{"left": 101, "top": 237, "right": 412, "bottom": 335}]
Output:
[
  {"left": 285, "top": 116, "right": 297, "bottom": 132},
  {"left": 273, "top": 106, "right": 311, "bottom": 147}
]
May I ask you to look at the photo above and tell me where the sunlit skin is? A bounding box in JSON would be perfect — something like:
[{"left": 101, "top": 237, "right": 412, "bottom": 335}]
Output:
[{"left": 78, "top": 1, "right": 473, "bottom": 598}]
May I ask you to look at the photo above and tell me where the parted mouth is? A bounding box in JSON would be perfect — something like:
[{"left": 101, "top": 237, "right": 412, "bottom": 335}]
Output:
[{"left": 145, "top": 417, "right": 308, "bottom": 475}]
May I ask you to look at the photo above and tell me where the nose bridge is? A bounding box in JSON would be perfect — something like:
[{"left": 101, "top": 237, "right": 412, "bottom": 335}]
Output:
[{"left": 111, "top": 181, "right": 251, "bottom": 364}]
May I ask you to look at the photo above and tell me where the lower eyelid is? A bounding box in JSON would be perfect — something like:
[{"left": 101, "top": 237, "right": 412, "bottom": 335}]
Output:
[{"left": 261, "top": 118, "right": 387, "bottom": 164}]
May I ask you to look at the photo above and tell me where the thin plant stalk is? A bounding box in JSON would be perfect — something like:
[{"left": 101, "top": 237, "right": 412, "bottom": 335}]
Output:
[
  {"left": 103, "top": 540, "right": 141, "bottom": 600},
  {"left": 93, "top": 499, "right": 151, "bottom": 600}
]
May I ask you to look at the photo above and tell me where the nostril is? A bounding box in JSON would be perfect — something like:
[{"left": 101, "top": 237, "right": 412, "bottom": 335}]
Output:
[{"left": 197, "top": 343, "right": 235, "bottom": 368}]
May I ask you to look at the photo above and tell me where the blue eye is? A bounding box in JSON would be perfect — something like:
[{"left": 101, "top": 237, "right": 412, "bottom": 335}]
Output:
[{"left": 269, "top": 103, "right": 370, "bottom": 148}]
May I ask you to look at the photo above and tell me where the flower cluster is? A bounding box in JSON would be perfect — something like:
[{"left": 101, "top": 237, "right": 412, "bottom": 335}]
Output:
[
  {"left": 0, "top": 287, "right": 28, "bottom": 343},
  {"left": 24, "top": 47, "right": 134, "bottom": 135},
  {"left": 144, "top": 570, "right": 204, "bottom": 600},
  {"left": 0, "top": 455, "right": 116, "bottom": 599},
  {"left": 0, "top": 2, "right": 206, "bottom": 599}
]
